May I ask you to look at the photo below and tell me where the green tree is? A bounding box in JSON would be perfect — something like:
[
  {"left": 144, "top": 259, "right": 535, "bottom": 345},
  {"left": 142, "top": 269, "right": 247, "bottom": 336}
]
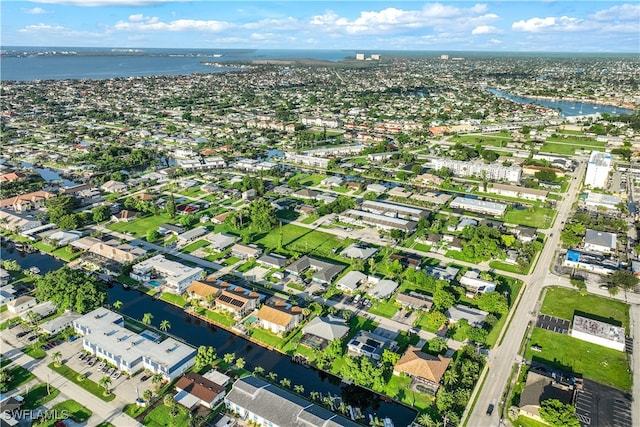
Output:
[
  {"left": 142, "top": 313, "right": 154, "bottom": 325},
  {"left": 92, "top": 205, "right": 111, "bottom": 223},
  {"left": 0, "top": 367, "right": 13, "bottom": 392},
  {"left": 476, "top": 292, "right": 509, "bottom": 315},
  {"left": 280, "top": 378, "right": 291, "bottom": 388},
  {"left": 159, "top": 320, "right": 171, "bottom": 332},
  {"left": 142, "top": 389, "right": 153, "bottom": 402},
  {"left": 163, "top": 394, "right": 175, "bottom": 407},
  {"left": 247, "top": 199, "right": 277, "bottom": 232},
  {"left": 539, "top": 399, "right": 580, "bottom": 427},
  {"left": 1, "top": 260, "right": 20, "bottom": 272},
  {"left": 194, "top": 346, "right": 217, "bottom": 370},
  {"left": 223, "top": 353, "right": 235, "bottom": 365},
  {"left": 426, "top": 311, "right": 449, "bottom": 331},
  {"left": 610, "top": 269, "right": 638, "bottom": 295},
  {"left": 46, "top": 195, "right": 79, "bottom": 225},
  {"left": 427, "top": 337, "right": 448, "bottom": 354},
  {"left": 146, "top": 229, "right": 160, "bottom": 242},
  {"left": 52, "top": 351, "right": 63, "bottom": 368},
  {"left": 166, "top": 193, "right": 176, "bottom": 218},
  {"left": 417, "top": 413, "right": 436, "bottom": 427},
  {"left": 151, "top": 374, "right": 165, "bottom": 390},
  {"left": 57, "top": 213, "right": 80, "bottom": 230},
  {"left": 235, "top": 357, "right": 246, "bottom": 370},
  {"left": 433, "top": 286, "right": 455, "bottom": 310},
  {"left": 112, "top": 300, "right": 123, "bottom": 310},
  {"left": 99, "top": 375, "right": 112, "bottom": 395},
  {"left": 35, "top": 267, "right": 106, "bottom": 314}
]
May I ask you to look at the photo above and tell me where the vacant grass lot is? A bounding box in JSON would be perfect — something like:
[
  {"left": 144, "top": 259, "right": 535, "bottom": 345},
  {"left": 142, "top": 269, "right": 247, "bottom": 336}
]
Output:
[
  {"left": 255, "top": 223, "right": 350, "bottom": 260},
  {"left": 32, "top": 242, "right": 82, "bottom": 262},
  {"left": 503, "top": 206, "right": 555, "bottom": 228},
  {"left": 160, "top": 292, "right": 188, "bottom": 308},
  {"left": 539, "top": 143, "right": 579, "bottom": 155},
  {"left": 525, "top": 328, "right": 631, "bottom": 391},
  {"left": 368, "top": 300, "right": 399, "bottom": 318},
  {"left": 107, "top": 213, "right": 173, "bottom": 238},
  {"left": 541, "top": 287, "right": 629, "bottom": 331},
  {"left": 180, "top": 239, "right": 209, "bottom": 253},
  {"left": 34, "top": 400, "right": 92, "bottom": 427}
]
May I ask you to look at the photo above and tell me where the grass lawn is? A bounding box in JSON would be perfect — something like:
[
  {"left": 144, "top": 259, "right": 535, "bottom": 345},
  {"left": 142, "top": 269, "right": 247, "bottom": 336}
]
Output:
[
  {"left": 23, "top": 344, "right": 47, "bottom": 359},
  {"left": 32, "top": 242, "right": 82, "bottom": 262},
  {"left": 48, "top": 362, "right": 115, "bottom": 401},
  {"left": 180, "top": 239, "right": 209, "bottom": 253},
  {"left": 368, "top": 300, "right": 399, "bottom": 318},
  {"left": 4, "top": 365, "right": 35, "bottom": 391},
  {"left": 107, "top": 213, "right": 172, "bottom": 238},
  {"left": 298, "top": 173, "right": 327, "bottom": 186},
  {"left": 222, "top": 256, "right": 241, "bottom": 266},
  {"left": 255, "top": 223, "right": 350, "bottom": 260},
  {"left": 22, "top": 383, "right": 60, "bottom": 410},
  {"left": 143, "top": 402, "right": 190, "bottom": 427},
  {"left": 33, "top": 399, "right": 92, "bottom": 427},
  {"left": 514, "top": 416, "right": 549, "bottom": 427},
  {"left": 385, "top": 374, "right": 433, "bottom": 412},
  {"left": 194, "top": 307, "right": 236, "bottom": 327},
  {"left": 300, "top": 214, "right": 320, "bottom": 224},
  {"left": 489, "top": 260, "right": 529, "bottom": 275},
  {"left": 539, "top": 143, "right": 577, "bottom": 155},
  {"left": 0, "top": 304, "right": 6, "bottom": 313},
  {"left": 525, "top": 328, "right": 631, "bottom": 391},
  {"left": 503, "top": 206, "right": 555, "bottom": 228},
  {"left": 275, "top": 209, "right": 300, "bottom": 221},
  {"left": 124, "top": 403, "right": 147, "bottom": 418},
  {"left": 236, "top": 260, "right": 256, "bottom": 272},
  {"left": 540, "top": 287, "right": 629, "bottom": 331},
  {"left": 413, "top": 243, "right": 431, "bottom": 253},
  {"left": 248, "top": 327, "right": 285, "bottom": 349},
  {"left": 160, "top": 292, "right": 188, "bottom": 308},
  {"left": 545, "top": 136, "right": 603, "bottom": 146}
]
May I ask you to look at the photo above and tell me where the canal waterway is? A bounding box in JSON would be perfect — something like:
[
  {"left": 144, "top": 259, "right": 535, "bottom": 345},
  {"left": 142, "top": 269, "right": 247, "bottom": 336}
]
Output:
[
  {"left": 487, "top": 88, "right": 633, "bottom": 117},
  {"left": 6, "top": 248, "right": 418, "bottom": 426},
  {"left": 1, "top": 242, "right": 64, "bottom": 274}
]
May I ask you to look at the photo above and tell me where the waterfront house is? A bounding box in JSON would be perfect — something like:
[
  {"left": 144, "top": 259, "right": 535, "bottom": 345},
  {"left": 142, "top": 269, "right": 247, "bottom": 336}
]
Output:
[
  {"left": 301, "top": 315, "right": 350, "bottom": 349},
  {"left": 393, "top": 346, "right": 451, "bottom": 393},
  {"left": 0, "top": 190, "right": 55, "bottom": 212},
  {"left": 0, "top": 210, "right": 42, "bottom": 233},
  {"left": 131, "top": 255, "right": 204, "bottom": 294},
  {"left": 255, "top": 302, "right": 303, "bottom": 335},
  {"left": 186, "top": 280, "right": 219, "bottom": 305},
  {"left": 347, "top": 330, "right": 394, "bottom": 361},
  {"left": 73, "top": 307, "right": 195, "bottom": 381},
  {"left": 215, "top": 285, "right": 261, "bottom": 318},
  {"left": 174, "top": 372, "right": 226, "bottom": 410}
]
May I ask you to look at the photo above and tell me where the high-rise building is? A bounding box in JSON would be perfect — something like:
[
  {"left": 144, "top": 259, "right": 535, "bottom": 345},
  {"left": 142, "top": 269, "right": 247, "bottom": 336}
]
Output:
[{"left": 584, "top": 151, "right": 612, "bottom": 188}]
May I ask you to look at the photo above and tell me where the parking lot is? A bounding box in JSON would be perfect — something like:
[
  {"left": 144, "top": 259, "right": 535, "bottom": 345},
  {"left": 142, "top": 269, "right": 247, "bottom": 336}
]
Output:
[
  {"left": 574, "top": 379, "right": 633, "bottom": 427},
  {"left": 536, "top": 314, "right": 570, "bottom": 334}
]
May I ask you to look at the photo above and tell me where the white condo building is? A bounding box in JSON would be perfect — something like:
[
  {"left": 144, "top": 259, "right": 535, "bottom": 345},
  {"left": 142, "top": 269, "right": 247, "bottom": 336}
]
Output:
[
  {"left": 131, "top": 254, "right": 204, "bottom": 294},
  {"left": 430, "top": 158, "right": 521, "bottom": 183},
  {"left": 584, "top": 151, "right": 612, "bottom": 188}
]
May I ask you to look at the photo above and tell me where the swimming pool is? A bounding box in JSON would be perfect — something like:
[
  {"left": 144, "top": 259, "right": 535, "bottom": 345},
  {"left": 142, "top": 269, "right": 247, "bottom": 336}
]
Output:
[{"left": 148, "top": 280, "right": 162, "bottom": 287}]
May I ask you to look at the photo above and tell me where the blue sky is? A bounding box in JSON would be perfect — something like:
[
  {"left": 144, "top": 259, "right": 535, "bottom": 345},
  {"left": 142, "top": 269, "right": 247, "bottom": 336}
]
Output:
[{"left": 2, "top": 1, "right": 639, "bottom": 52}]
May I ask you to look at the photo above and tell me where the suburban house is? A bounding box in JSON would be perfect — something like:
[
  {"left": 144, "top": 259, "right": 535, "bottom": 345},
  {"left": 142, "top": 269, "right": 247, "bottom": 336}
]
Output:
[
  {"left": 174, "top": 372, "right": 226, "bottom": 410},
  {"left": 393, "top": 346, "right": 451, "bottom": 392},
  {"left": 0, "top": 190, "right": 55, "bottom": 212},
  {"left": 206, "top": 232, "right": 238, "bottom": 251},
  {"left": 215, "top": 285, "right": 262, "bottom": 318},
  {"left": 73, "top": 308, "right": 195, "bottom": 381},
  {"left": 186, "top": 280, "right": 220, "bottom": 305},
  {"left": 340, "top": 243, "right": 378, "bottom": 260},
  {"left": 285, "top": 256, "right": 345, "bottom": 285},
  {"left": 20, "top": 301, "right": 57, "bottom": 321},
  {"left": 7, "top": 295, "right": 37, "bottom": 314},
  {"left": 518, "top": 371, "right": 575, "bottom": 424},
  {"left": 513, "top": 226, "right": 538, "bottom": 243},
  {"left": 100, "top": 180, "right": 127, "bottom": 193},
  {"left": 570, "top": 315, "right": 625, "bottom": 351},
  {"left": 445, "top": 305, "right": 488, "bottom": 328},
  {"left": 256, "top": 253, "right": 289, "bottom": 269},
  {"left": 158, "top": 223, "right": 186, "bottom": 235},
  {"left": 583, "top": 229, "right": 617, "bottom": 254},
  {"left": 0, "top": 210, "right": 42, "bottom": 233},
  {"left": 347, "top": 330, "right": 395, "bottom": 361},
  {"left": 40, "top": 312, "right": 82, "bottom": 335},
  {"left": 424, "top": 265, "right": 460, "bottom": 281},
  {"left": 43, "top": 230, "right": 82, "bottom": 247},
  {"left": 366, "top": 278, "right": 399, "bottom": 300},
  {"left": 111, "top": 210, "right": 137, "bottom": 223},
  {"left": 225, "top": 376, "right": 360, "bottom": 427},
  {"left": 301, "top": 316, "right": 350, "bottom": 349},
  {"left": 230, "top": 243, "right": 262, "bottom": 260},
  {"left": 389, "top": 253, "right": 422, "bottom": 269},
  {"left": 459, "top": 271, "right": 497, "bottom": 296},
  {"left": 336, "top": 271, "right": 367, "bottom": 293},
  {"left": 130, "top": 255, "right": 204, "bottom": 294},
  {"left": 255, "top": 302, "right": 303, "bottom": 335},
  {"left": 177, "top": 227, "right": 209, "bottom": 245},
  {"left": 396, "top": 292, "right": 434, "bottom": 311}
]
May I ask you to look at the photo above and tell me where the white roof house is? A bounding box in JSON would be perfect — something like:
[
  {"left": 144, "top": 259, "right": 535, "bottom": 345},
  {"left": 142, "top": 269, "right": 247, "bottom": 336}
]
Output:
[
  {"left": 449, "top": 197, "right": 507, "bottom": 217},
  {"left": 459, "top": 271, "right": 497, "bottom": 295},
  {"left": 336, "top": 271, "right": 367, "bottom": 293},
  {"left": 131, "top": 255, "right": 204, "bottom": 294},
  {"left": 73, "top": 307, "right": 196, "bottom": 380},
  {"left": 366, "top": 278, "right": 399, "bottom": 299},
  {"left": 340, "top": 243, "right": 378, "bottom": 260},
  {"left": 584, "top": 229, "right": 617, "bottom": 254},
  {"left": 206, "top": 232, "right": 238, "bottom": 251},
  {"left": 446, "top": 305, "right": 488, "bottom": 327},
  {"left": 570, "top": 315, "right": 625, "bottom": 351},
  {"left": 302, "top": 316, "right": 350, "bottom": 343}
]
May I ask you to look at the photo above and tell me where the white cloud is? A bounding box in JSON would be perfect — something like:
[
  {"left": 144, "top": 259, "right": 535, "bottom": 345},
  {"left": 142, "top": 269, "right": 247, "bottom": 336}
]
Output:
[
  {"left": 471, "top": 25, "right": 502, "bottom": 35},
  {"left": 19, "top": 23, "right": 66, "bottom": 32},
  {"left": 309, "top": 3, "right": 497, "bottom": 36},
  {"left": 590, "top": 4, "right": 640, "bottom": 22},
  {"left": 490, "top": 38, "right": 502, "bottom": 44},
  {"left": 22, "top": 7, "right": 47, "bottom": 14},
  {"left": 512, "top": 16, "right": 584, "bottom": 32},
  {"left": 113, "top": 15, "right": 232, "bottom": 32},
  {"left": 242, "top": 17, "right": 300, "bottom": 31}
]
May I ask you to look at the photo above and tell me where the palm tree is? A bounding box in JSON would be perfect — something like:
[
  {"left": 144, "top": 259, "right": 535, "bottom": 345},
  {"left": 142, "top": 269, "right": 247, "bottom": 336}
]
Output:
[
  {"left": 267, "top": 372, "right": 278, "bottom": 382},
  {"left": 253, "top": 366, "right": 265, "bottom": 376},
  {"left": 52, "top": 351, "right": 62, "bottom": 368},
  {"left": 99, "top": 375, "right": 112, "bottom": 395},
  {"left": 280, "top": 378, "right": 291, "bottom": 388},
  {"left": 159, "top": 320, "right": 171, "bottom": 332},
  {"left": 163, "top": 394, "right": 174, "bottom": 407},
  {"left": 151, "top": 373, "right": 164, "bottom": 390},
  {"left": 142, "top": 389, "right": 153, "bottom": 402},
  {"left": 142, "top": 313, "right": 154, "bottom": 325},
  {"left": 443, "top": 369, "right": 459, "bottom": 386},
  {"left": 223, "top": 353, "right": 235, "bottom": 365},
  {"left": 235, "top": 357, "right": 245, "bottom": 370},
  {"left": 310, "top": 391, "right": 320, "bottom": 401},
  {"left": 112, "top": 300, "right": 123, "bottom": 310},
  {"left": 417, "top": 413, "right": 435, "bottom": 427},
  {"left": 293, "top": 384, "right": 304, "bottom": 394}
]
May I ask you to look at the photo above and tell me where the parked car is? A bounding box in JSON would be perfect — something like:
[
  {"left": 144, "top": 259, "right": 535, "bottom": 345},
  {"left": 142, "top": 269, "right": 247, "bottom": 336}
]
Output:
[
  {"left": 107, "top": 367, "right": 115, "bottom": 375},
  {"left": 140, "top": 374, "right": 150, "bottom": 382},
  {"left": 88, "top": 358, "right": 96, "bottom": 366},
  {"left": 78, "top": 353, "right": 86, "bottom": 360},
  {"left": 112, "top": 371, "right": 121, "bottom": 380},
  {"left": 97, "top": 361, "right": 106, "bottom": 370}
]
